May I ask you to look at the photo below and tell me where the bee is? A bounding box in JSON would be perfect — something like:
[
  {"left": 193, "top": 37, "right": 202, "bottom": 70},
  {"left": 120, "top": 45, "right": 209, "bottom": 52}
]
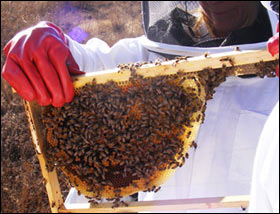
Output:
[
  {"left": 219, "top": 57, "right": 230, "bottom": 62},
  {"left": 241, "top": 206, "right": 247, "bottom": 211},
  {"left": 86, "top": 186, "right": 94, "bottom": 192},
  {"left": 89, "top": 199, "right": 99, "bottom": 205},
  {"left": 191, "top": 141, "right": 198, "bottom": 149},
  {"left": 112, "top": 203, "right": 119, "bottom": 209},
  {"left": 196, "top": 114, "right": 201, "bottom": 122},
  {"left": 179, "top": 77, "right": 186, "bottom": 85},
  {"left": 219, "top": 57, "right": 235, "bottom": 66},
  {"left": 154, "top": 186, "right": 161, "bottom": 193},
  {"left": 155, "top": 61, "right": 162, "bottom": 66},
  {"left": 187, "top": 131, "right": 192, "bottom": 138},
  {"left": 181, "top": 157, "right": 185, "bottom": 165}
]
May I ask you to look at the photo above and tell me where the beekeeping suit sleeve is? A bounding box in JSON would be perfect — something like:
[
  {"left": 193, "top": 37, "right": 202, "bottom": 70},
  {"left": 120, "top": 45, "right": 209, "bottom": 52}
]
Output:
[
  {"left": 248, "top": 101, "right": 279, "bottom": 213},
  {"left": 65, "top": 34, "right": 159, "bottom": 73}
]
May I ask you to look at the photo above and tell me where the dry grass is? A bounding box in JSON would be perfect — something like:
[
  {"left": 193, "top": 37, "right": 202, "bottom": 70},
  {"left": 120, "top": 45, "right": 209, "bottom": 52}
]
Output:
[{"left": 1, "top": 1, "right": 143, "bottom": 213}]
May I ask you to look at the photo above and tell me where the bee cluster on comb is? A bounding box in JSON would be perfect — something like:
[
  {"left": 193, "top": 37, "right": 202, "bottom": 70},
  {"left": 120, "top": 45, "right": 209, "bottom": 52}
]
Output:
[{"left": 41, "top": 61, "right": 231, "bottom": 207}]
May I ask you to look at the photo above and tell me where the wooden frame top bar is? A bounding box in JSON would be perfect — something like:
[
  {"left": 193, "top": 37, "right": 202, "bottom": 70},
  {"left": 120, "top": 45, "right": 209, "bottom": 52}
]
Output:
[{"left": 72, "top": 48, "right": 278, "bottom": 89}]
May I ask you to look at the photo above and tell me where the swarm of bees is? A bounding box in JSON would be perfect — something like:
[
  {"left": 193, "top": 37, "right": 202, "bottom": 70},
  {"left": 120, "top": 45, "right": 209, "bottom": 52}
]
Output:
[{"left": 41, "top": 59, "right": 233, "bottom": 207}]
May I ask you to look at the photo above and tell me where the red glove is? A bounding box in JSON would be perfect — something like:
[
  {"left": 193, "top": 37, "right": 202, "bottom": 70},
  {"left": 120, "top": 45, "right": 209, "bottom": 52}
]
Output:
[
  {"left": 2, "top": 21, "right": 84, "bottom": 107},
  {"left": 267, "top": 21, "right": 279, "bottom": 77}
]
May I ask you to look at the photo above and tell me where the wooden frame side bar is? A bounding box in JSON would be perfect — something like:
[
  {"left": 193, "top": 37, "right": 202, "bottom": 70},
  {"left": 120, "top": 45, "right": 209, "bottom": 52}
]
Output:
[{"left": 23, "top": 100, "right": 64, "bottom": 213}]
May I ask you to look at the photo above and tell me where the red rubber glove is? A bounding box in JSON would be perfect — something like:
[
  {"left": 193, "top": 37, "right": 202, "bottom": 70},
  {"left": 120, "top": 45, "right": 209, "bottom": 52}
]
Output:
[
  {"left": 2, "top": 21, "right": 84, "bottom": 107},
  {"left": 267, "top": 21, "right": 279, "bottom": 77}
]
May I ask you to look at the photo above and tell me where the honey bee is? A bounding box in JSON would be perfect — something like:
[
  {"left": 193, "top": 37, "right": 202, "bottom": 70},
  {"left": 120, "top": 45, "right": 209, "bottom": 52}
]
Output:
[
  {"left": 191, "top": 141, "right": 198, "bottom": 149},
  {"left": 219, "top": 57, "right": 235, "bottom": 66}
]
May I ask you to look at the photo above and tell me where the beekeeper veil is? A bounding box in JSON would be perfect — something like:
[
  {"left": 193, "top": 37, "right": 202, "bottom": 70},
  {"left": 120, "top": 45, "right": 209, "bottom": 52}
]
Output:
[
  {"left": 261, "top": 1, "right": 279, "bottom": 15},
  {"left": 140, "top": 1, "right": 277, "bottom": 57}
]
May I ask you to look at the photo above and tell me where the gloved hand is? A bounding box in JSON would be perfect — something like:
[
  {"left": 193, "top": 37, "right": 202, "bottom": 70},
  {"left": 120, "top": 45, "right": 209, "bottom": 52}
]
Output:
[
  {"left": 267, "top": 21, "right": 279, "bottom": 77},
  {"left": 2, "top": 21, "right": 84, "bottom": 107}
]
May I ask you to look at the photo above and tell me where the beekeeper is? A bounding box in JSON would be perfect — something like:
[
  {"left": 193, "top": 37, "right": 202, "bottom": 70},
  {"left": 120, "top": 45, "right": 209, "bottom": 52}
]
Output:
[{"left": 2, "top": 1, "right": 279, "bottom": 213}]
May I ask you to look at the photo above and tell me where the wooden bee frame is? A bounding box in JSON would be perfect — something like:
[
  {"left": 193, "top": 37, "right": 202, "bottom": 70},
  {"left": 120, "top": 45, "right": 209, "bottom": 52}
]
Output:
[{"left": 23, "top": 48, "right": 277, "bottom": 213}]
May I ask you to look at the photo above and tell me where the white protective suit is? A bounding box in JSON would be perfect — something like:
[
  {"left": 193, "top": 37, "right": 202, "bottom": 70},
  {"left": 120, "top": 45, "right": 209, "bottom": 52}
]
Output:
[
  {"left": 64, "top": 10, "right": 279, "bottom": 213},
  {"left": 248, "top": 101, "right": 279, "bottom": 213}
]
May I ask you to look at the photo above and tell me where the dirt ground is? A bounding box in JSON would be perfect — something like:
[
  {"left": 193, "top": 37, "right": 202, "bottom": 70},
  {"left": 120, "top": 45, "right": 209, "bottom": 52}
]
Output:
[{"left": 1, "top": 1, "right": 143, "bottom": 213}]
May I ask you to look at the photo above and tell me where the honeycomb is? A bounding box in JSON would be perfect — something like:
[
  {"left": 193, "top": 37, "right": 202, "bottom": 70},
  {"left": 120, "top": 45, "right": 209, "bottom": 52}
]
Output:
[{"left": 41, "top": 62, "right": 229, "bottom": 202}]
